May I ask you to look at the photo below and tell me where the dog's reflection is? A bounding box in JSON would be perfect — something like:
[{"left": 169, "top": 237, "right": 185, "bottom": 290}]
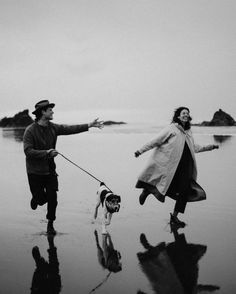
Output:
[
  {"left": 89, "top": 230, "right": 122, "bottom": 293},
  {"left": 30, "top": 235, "right": 62, "bottom": 294},
  {"left": 94, "top": 229, "right": 122, "bottom": 273},
  {"left": 137, "top": 225, "right": 220, "bottom": 294}
]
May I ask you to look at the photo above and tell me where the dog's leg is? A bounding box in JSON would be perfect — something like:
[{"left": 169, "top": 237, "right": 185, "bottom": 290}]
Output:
[
  {"left": 105, "top": 213, "right": 112, "bottom": 226},
  {"left": 102, "top": 212, "right": 109, "bottom": 234},
  {"left": 102, "top": 223, "right": 107, "bottom": 235},
  {"left": 92, "top": 193, "right": 101, "bottom": 223},
  {"left": 93, "top": 201, "right": 100, "bottom": 220},
  {"left": 102, "top": 213, "right": 113, "bottom": 234},
  {"left": 102, "top": 217, "right": 108, "bottom": 234}
]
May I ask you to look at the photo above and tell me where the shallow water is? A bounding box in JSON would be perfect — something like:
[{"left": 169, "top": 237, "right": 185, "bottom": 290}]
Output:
[{"left": 0, "top": 124, "right": 236, "bottom": 293}]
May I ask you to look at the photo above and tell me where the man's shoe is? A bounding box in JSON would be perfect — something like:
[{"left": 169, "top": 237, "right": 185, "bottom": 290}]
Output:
[
  {"left": 170, "top": 213, "right": 186, "bottom": 228},
  {"left": 30, "top": 198, "right": 38, "bottom": 210},
  {"left": 139, "top": 190, "right": 150, "bottom": 205},
  {"left": 47, "top": 221, "right": 57, "bottom": 235}
]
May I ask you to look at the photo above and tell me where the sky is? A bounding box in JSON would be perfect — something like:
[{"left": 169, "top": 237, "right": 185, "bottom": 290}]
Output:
[{"left": 0, "top": 0, "right": 235, "bottom": 123}]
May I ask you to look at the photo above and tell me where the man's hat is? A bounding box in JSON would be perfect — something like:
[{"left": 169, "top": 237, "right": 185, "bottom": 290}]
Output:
[{"left": 32, "top": 100, "right": 55, "bottom": 115}]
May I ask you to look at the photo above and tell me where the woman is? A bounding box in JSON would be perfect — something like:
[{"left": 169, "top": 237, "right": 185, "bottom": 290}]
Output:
[{"left": 134, "top": 107, "right": 219, "bottom": 227}]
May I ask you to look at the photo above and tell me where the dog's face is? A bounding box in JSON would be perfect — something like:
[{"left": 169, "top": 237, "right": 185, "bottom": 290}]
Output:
[{"left": 105, "top": 195, "right": 121, "bottom": 213}]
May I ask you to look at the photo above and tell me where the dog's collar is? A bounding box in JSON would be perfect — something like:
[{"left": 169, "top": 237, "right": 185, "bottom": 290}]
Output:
[{"left": 105, "top": 192, "right": 113, "bottom": 198}]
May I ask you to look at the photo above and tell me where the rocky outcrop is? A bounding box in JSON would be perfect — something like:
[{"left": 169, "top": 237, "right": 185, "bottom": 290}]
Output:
[
  {"left": 103, "top": 120, "right": 126, "bottom": 126},
  {"left": 0, "top": 110, "right": 126, "bottom": 128},
  {"left": 0, "top": 109, "right": 33, "bottom": 127},
  {"left": 200, "top": 109, "right": 236, "bottom": 126}
]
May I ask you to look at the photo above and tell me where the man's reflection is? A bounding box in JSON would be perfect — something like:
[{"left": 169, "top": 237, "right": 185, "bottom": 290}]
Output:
[
  {"left": 31, "top": 235, "right": 61, "bottom": 294},
  {"left": 137, "top": 225, "right": 219, "bottom": 294}
]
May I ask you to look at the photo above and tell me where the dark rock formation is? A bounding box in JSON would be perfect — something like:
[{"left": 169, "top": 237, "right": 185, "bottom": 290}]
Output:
[
  {"left": 200, "top": 109, "right": 236, "bottom": 126},
  {"left": 103, "top": 120, "right": 126, "bottom": 126},
  {"left": 0, "top": 109, "right": 33, "bottom": 127},
  {"left": 0, "top": 110, "right": 126, "bottom": 128}
]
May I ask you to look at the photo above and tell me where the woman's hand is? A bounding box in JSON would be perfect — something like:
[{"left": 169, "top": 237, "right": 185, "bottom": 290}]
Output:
[{"left": 89, "top": 118, "right": 104, "bottom": 129}]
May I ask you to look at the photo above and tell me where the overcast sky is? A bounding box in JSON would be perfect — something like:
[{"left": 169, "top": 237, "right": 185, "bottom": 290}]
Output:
[{"left": 0, "top": 0, "right": 235, "bottom": 121}]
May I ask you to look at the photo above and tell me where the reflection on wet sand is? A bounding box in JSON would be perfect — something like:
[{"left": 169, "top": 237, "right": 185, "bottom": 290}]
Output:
[
  {"left": 90, "top": 230, "right": 122, "bottom": 293},
  {"left": 1, "top": 128, "right": 25, "bottom": 142},
  {"left": 137, "top": 225, "right": 220, "bottom": 294},
  {"left": 213, "top": 135, "right": 232, "bottom": 144},
  {"left": 30, "top": 235, "right": 62, "bottom": 294}
]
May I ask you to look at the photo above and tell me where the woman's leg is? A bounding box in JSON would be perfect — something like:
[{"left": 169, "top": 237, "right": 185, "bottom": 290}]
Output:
[
  {"left": 139, "top": 189, "right": 150, "bottom": 205},
  {"left": 170, "top": 194, "right": 187, "bottom": 227},
  {"left": 174, "top": 194, "right": 187, "bottom": 214}
]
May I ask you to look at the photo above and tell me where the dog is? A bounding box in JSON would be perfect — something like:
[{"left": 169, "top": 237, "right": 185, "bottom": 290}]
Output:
[{"left": 93, "top": 182, "right": 121, "bottom": 234}]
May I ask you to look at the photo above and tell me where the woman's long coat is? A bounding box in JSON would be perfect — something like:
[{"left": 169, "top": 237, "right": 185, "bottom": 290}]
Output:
[{"left": 137, "top": 123, "right": 215, "bottom": 202}]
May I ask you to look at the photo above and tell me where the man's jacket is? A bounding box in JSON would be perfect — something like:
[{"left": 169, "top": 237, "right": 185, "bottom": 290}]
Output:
[{"left": 23, "top": 122, "right": 88, "bottom": 175}]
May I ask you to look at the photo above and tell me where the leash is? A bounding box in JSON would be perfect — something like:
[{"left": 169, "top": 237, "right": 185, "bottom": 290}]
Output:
[
  {"left": 89, "top": 272, "right": 112, "bottom": 293},
  {"left": 58, "top": 152, "right": 112, "bottom": 192}
]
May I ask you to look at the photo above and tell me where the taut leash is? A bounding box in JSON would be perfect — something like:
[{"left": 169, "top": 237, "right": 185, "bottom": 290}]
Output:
[{"left": 58, "top": 152, "right": 112, "bottom": 192}]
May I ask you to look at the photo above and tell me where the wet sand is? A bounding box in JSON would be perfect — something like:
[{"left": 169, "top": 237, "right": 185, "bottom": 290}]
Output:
[{"left": 0, "top": 125, "right": 236, "bottom": 293}]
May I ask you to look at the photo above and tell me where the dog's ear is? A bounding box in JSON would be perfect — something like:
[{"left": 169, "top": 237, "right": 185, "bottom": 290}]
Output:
[
  {"left": 115, "top": 195, "right": 121, "bottom": 202},
  {"left": 100, "top": 182, "right": 105, "bottom": 186}
]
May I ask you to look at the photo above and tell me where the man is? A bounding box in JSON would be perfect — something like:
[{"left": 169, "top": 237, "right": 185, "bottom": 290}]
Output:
[{"left": 23, "top": 100, "right": 103, "bottom": 234}]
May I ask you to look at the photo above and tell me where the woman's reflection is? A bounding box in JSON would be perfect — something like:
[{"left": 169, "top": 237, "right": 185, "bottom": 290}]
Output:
[
  {"left": 137, "top": 225, "right": 219, "bottom": 294},
  {"left": 30, "top": 235, "right": 62, "bottom": 294}
]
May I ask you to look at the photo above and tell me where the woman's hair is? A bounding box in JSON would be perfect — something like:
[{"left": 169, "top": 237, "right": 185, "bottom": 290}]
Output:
[{"left": 172, "top": 106, "right": 192, "bottom": 130}]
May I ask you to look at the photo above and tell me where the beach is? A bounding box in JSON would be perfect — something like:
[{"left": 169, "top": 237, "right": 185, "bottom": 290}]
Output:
[{"left": 0, "top": 122, "right": 236, "bottom": 294}]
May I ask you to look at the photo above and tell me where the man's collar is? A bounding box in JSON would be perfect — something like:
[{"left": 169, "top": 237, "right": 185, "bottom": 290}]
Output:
[{"left": 37, "top": 119, "right": 50, "bottom": 127}]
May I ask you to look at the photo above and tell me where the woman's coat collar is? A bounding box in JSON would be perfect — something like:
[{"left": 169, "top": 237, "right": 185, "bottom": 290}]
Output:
[{"left": 173, "top": 123, "right": 187, "bottom": 134}]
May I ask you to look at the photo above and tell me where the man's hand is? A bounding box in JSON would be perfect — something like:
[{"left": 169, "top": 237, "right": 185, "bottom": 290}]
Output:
[
  {"left": 89, "top": 118, "right": 104, "bottom": 129},
  {"left": 47, "top": 149, "right": 58, "bottom": 158},
  {"left": 135, "top": 151, "right": 141, "bottom": 157}
]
